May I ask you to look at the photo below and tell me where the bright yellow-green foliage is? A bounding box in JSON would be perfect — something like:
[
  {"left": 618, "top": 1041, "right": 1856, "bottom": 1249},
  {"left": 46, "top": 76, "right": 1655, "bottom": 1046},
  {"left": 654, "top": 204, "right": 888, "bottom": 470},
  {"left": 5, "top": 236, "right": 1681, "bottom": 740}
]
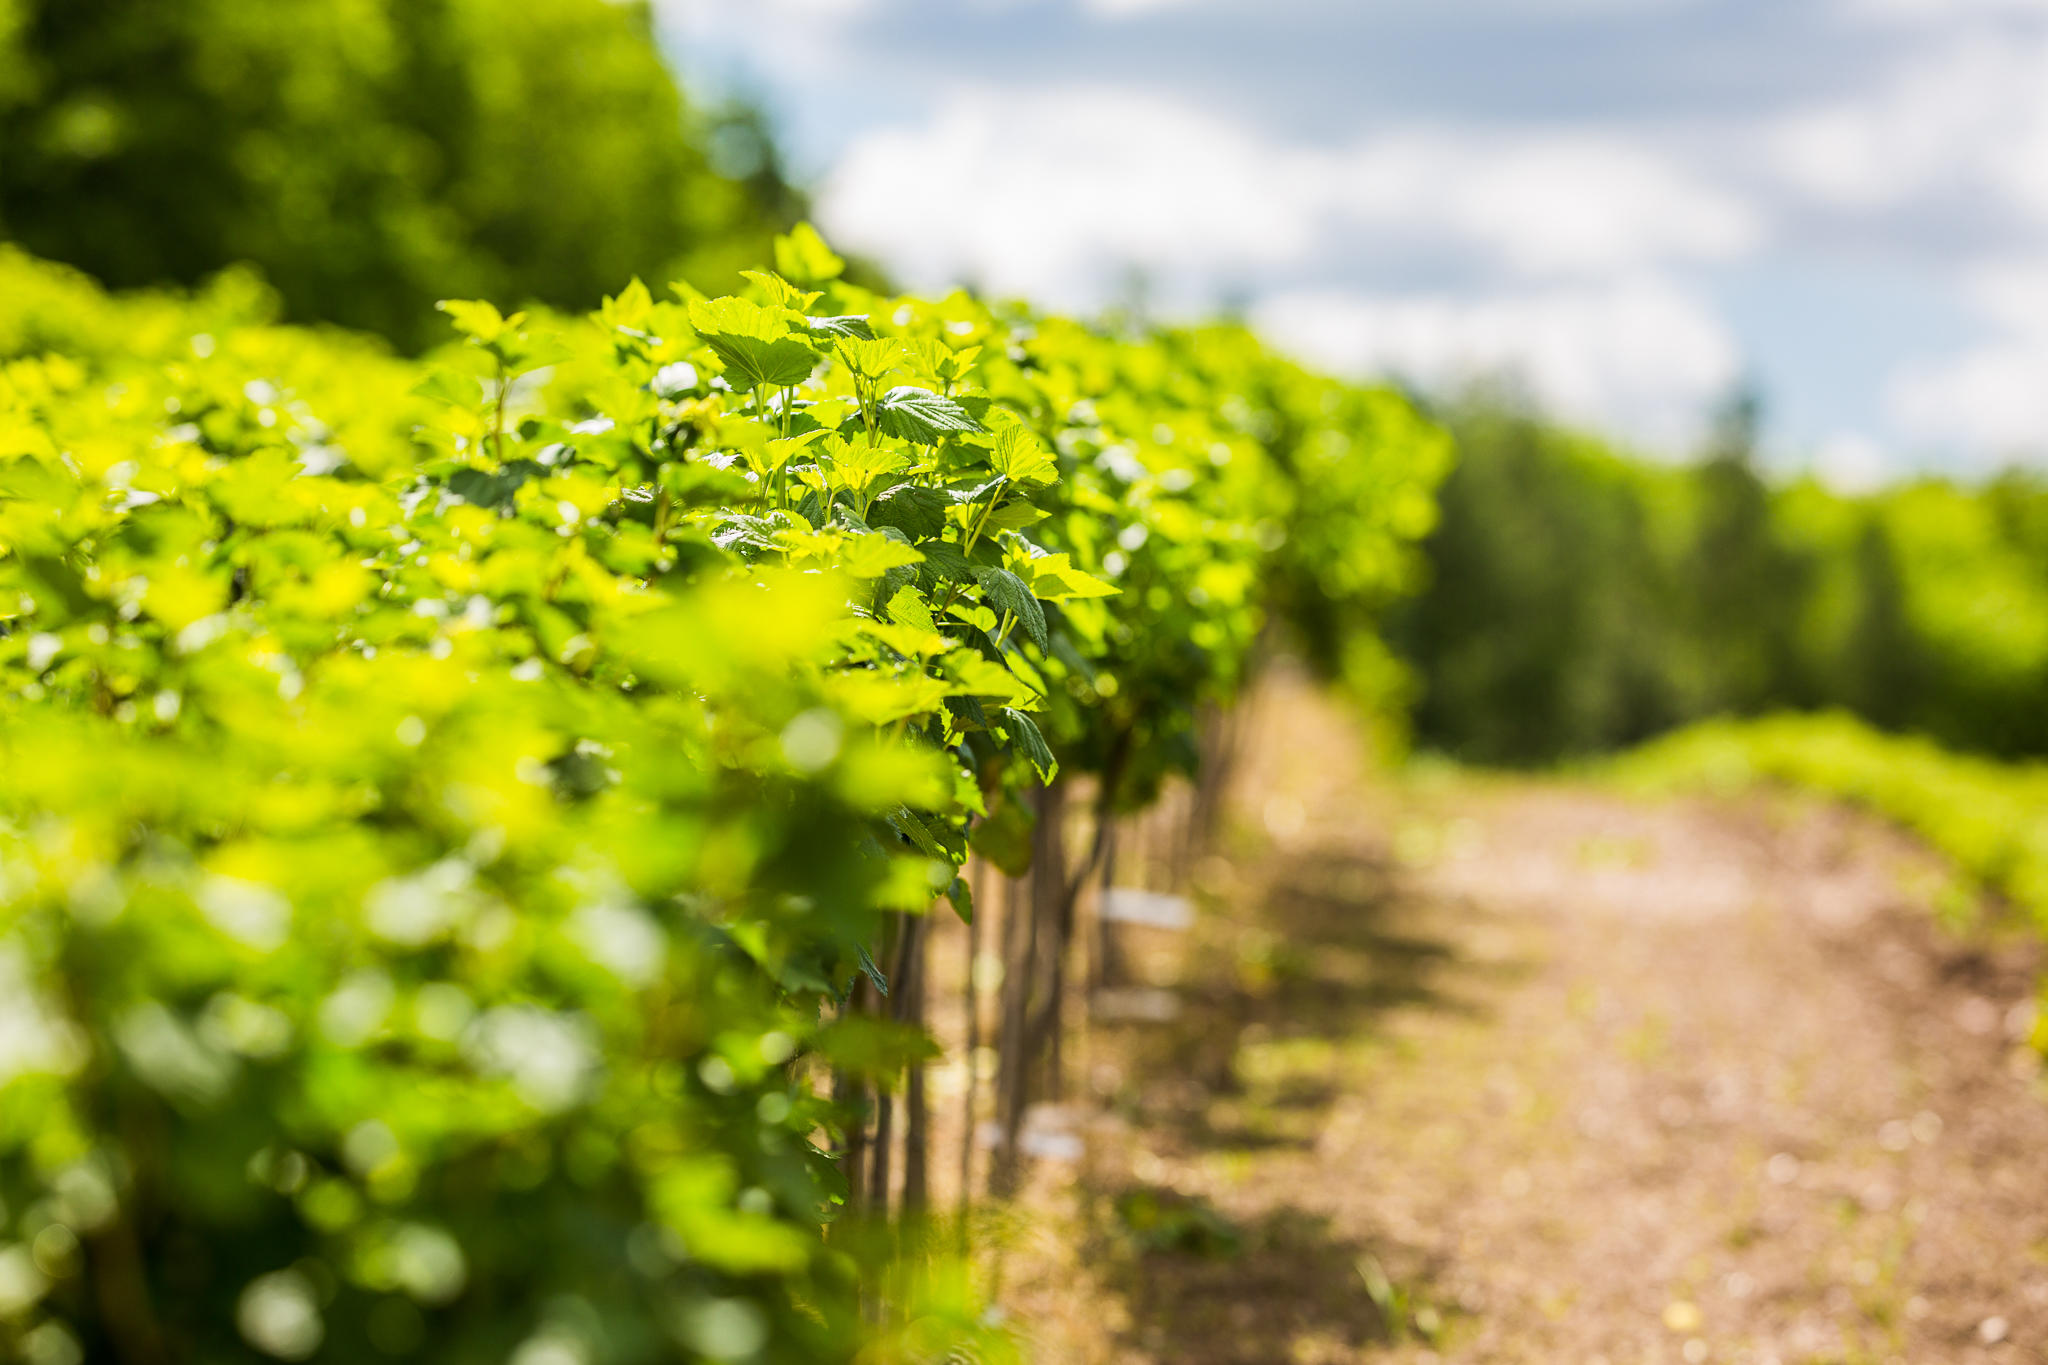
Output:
[
  {"left": 0, "top": 234, "right": 1445, "bottom": 1361},
  {"left": 1617, "top": 713, "right": 2048, "bottom": 942}
]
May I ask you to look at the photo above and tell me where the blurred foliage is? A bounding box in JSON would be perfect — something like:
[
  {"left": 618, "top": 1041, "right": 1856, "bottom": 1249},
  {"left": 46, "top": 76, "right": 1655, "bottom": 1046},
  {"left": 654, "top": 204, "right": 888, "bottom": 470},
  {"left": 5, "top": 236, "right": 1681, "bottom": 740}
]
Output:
[
  {"left": 1395, "top": 390, "right": 2048, "bottom": 765},
  {"left": 1112, "top": 1187, "right": 1241, "bottom": 1259},
  {"left": 0, "top": 0, "right": 800, "bottom": 348},
  {"left": 0, "top": 233, "right": 1443, "bottom": 1361}
]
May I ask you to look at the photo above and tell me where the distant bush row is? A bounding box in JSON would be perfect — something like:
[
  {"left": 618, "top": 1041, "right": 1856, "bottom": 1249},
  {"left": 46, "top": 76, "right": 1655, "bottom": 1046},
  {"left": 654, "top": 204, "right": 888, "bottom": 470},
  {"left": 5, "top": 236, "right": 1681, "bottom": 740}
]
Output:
[{"left": 1399, "top": 396, "right": 2048, "bottom": 765}]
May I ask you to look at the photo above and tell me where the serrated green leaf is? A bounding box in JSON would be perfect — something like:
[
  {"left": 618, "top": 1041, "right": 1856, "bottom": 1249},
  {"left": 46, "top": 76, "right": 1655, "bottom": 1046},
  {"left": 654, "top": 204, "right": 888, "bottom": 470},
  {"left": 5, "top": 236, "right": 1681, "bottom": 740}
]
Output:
[
  {"left": 829, "top": 669, "right": 953, "bottom": 725},
  {"left": 1019, "top": 552, "right": 1120, "bottom": 602},
  {"left": 978, "top": 566, "right": 1048, "bottom": 652},
  {"left": 867, "top": 482, "right": 948, "bottom": 540},
  {"left": 688, "top": 296, "right": 821, "bottom": 389},
  {"left": 984, "top": 501, "right": 1049, "bottom": 532},
  {"left": 987, "top": 425, "right": 1058, "bottom": 487},
  {"left": 836, "top": 337, "right": 904, "bottom": 381},
  {"left": 885, "top": 585, "right": 938, "bottom": 634},
  {"left": 863, "top": 619, "right": 952, "bottom": 659},
  {"left": 739, "top": 270, "right": 823, "bottom": 314},
  {"left": 943, "top": 652, "right": 1036, "bottom": 705},
  {"left": 446, "top": 460, "right": 544, "bottom": 510},
  {"left": 918, "top": 540, "right": 978, "bottom": 585},
  {"left": 807, "top": 315, "right": 875, "bottom": 341},
  {"left": 998, "top": 707, "right": 1058, "bottom": 783},
  {"left": 822, "top": 435, "right": 910, "bottom": 496},
  {"left": 837, "top": 532, "right": 925, "bottom": 578},
  {"left": 887, "top": 806, "right": 948, "bottom": 860},
  {"left": 876, "top": 387, "right": 985, "bottom": 443}
]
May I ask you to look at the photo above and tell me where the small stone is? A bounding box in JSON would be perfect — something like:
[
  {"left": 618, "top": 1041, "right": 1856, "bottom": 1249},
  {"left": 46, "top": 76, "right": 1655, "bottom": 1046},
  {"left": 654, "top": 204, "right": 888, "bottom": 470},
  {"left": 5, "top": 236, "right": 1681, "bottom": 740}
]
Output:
[{"left": 1664, "top": 1300, "right": 1704, "bottom": 1333}]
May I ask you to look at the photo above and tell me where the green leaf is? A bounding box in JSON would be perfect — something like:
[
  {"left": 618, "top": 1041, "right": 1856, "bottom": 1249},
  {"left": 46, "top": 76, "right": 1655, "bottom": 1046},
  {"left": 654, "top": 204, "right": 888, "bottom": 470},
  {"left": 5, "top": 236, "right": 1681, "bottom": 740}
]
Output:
[
  {"left": 998, "top": 707, "right": 1057, "bottom": 782},
  {"left": 436, "top": 298, "right": 517, "bottom": 345},
  {"left": 887, "top": 806, "right": 948, "bottom": 860},
  {"left": 806, "top": 315, "right": 875, "bottom": 341},
  {"left": 600, "top": 278, "right": 654, "bottom": 333},
  {"left": 867, "top": 483, "right": 948, "bottom": 540},
  {"left": 946, "top": 875, "right": 974, "bottom": 924},
  {"left": 978, "top": 566, "right": 1048, "bottom": 652},
  {"left": 987, "top": 425, "right": 1057, "bottom": 487},
  {"left": 835, "top": 337, "right": 903, "bottom": 381},
  {"left": 885, "top": 585, "right": 938, "bottom": 634},
  {"left": 774, "top": 222, "right": 847, "bottom": 284},
  {"left": 687, "top": 296, "right": 821, "bottom": 390},
  {"left": 837, "top": 532, "right": 924, "bottom": 578},
  {"left": 1019, "top": 552, "right": 1120, "bottom": 602},
  {"left": 855, "top": 943, "right": 890, "bottom": 998},
  {"left": 984, "top": 501, "right": 1049, "bottom": 532},
  {"left": 909, "top": 338, "right": 982, "bottom": 386},
  {"left": 943, "top": 652, "right": 1037, "bottom": 706},
  {"left": 823, "top": 436, "right": 910, "bottom": 496},
  {"left": 875, "top": 387, "right": 985, "bottom": 443},
  {"left": 739, "top": 270, "right": 823, "bottom": 314},
  {"left": 919, "top": 540, "right": 978, "bottom": 585}
]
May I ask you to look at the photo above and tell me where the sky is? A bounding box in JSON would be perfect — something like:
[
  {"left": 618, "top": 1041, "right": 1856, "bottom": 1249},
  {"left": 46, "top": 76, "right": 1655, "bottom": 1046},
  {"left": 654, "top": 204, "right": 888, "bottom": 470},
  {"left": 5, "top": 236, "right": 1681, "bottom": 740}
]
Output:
[{"left": 657, "top": 0, "right": 2048, "bottom": 479}]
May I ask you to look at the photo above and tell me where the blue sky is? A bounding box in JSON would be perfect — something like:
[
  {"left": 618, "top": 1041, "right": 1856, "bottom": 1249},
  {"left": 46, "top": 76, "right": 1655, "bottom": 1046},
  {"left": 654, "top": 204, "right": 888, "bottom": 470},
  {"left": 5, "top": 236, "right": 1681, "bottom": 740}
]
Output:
[{"left": 658, "top": 0, "right": 2048, "bottom": 478}]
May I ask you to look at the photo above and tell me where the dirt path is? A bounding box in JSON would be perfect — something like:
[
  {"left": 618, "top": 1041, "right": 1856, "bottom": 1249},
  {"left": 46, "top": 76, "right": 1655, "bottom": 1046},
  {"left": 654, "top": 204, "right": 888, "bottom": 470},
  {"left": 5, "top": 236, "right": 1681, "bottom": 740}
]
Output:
[{"left": 992, "top": 677, "right": 2048, "bottom": 1365}]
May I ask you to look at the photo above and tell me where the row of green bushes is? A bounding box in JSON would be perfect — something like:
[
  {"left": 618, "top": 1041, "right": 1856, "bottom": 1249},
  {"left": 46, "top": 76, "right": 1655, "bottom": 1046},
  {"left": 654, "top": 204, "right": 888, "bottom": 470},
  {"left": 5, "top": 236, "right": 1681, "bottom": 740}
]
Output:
[{"left": 0, "top": 235, "right": 1447, "bottom": 1363}]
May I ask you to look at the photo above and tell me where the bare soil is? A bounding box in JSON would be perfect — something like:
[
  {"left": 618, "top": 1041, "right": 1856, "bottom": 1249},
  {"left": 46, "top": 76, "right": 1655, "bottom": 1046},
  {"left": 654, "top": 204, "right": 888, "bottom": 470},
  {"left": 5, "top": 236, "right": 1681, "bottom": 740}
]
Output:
[{"left": 980, "top": 675, "right": 2048, "bottom": 1365}]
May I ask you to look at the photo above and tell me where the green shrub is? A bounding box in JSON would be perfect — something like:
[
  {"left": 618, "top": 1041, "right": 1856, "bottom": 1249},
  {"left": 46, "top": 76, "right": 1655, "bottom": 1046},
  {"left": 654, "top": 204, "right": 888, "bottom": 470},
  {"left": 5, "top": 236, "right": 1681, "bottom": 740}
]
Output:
[{"left": 0, "top": 233, "right": 1444, "bottom": 1361}]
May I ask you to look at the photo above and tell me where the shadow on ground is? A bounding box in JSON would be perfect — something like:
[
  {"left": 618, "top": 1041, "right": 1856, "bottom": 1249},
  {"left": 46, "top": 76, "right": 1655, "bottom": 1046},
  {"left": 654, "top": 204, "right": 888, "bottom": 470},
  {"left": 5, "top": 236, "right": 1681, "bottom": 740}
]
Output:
[
  {"left": 1079, "top": 1200, "right": 1448, "bottom": 1364},
  {"left": 1073, "top": 838, "right": 1511, "bottom": 1361}
]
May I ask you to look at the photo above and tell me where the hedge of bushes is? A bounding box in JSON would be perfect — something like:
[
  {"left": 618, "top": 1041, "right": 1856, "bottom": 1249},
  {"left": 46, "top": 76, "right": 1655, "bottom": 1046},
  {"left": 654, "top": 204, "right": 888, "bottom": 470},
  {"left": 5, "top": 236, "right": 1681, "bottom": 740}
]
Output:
[{"left": 0, "top": 233, "right": 1447, "bottom": 1363}]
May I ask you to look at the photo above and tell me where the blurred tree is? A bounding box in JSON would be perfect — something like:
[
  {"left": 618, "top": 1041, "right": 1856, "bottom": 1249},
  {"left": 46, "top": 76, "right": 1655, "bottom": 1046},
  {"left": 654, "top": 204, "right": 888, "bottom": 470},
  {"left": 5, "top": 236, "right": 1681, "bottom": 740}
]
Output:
[
  {"left": 1841, "top": 518, "right": 1921, "bottom": 731},
  {"left": 1394, "top": 392, "right": 1690, "bottom": 765},
  {"left": 1395, "top": 385, "right": 2048, "bottom": 766},
  {"left": 1684, "top": 386, "right": 1809, "bottom": 713},
  {"left": 0, "top": 0, "right": 799, "bottom": 347}
]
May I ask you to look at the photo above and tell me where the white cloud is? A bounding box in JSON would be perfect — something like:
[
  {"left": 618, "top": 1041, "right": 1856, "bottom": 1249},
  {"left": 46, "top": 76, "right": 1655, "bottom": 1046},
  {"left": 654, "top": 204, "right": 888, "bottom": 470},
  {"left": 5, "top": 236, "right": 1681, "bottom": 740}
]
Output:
[
  {"left": 1813, "top": 430, "right": 1891, "bottom": 491},
  {"left": 656, "top": 0, "right": 881, "bottom": 83},
  {"left": 1077, "top": 0, "right": 1203, "bottom": 15},
  {"left": 819, "top": 89, "right": 1325, "bottom": 308},
  {"left": 1333, "top": 131, "right": 1759, "bottom": 275},
  {"left": 1960, "top": 257, "right": 2048, "bottom": 335},
  {"left": 1769, "top": 32, "right": 2048, "bottom": 222},
  {"left": 1839, "top": 0, "right": 2048, "bottom": 21},
  {"left": 1890, "top": 341, "right": 2048, "bottom": 456},
  {"left": 1887, "top": 256, "right": 2048, "bottom": 458},
  {"left": 1251, "top": 276, "right": 1741, "bottom": 451},
  {"left": 818, "top": 86, "right": 1761, "bottom": 310}
]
